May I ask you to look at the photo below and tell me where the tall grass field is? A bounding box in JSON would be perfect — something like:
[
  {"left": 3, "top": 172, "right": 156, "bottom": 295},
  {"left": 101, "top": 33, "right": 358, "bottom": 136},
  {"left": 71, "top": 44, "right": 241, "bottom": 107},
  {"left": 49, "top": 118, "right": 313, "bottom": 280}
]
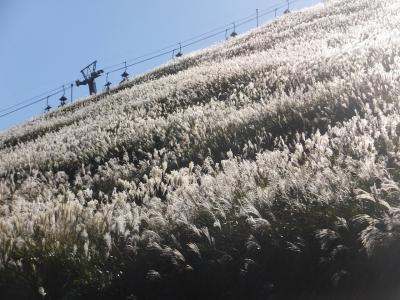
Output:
[{"left": 1, "top": 0, "right": 400, "bottom": 298}]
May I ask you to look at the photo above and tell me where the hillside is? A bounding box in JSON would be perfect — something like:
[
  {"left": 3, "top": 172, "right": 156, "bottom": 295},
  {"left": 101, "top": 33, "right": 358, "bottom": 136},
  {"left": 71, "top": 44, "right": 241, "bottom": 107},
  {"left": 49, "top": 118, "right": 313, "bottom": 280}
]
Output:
[{"left": 1, "top": 0, "right": 400, "bottom": 299}]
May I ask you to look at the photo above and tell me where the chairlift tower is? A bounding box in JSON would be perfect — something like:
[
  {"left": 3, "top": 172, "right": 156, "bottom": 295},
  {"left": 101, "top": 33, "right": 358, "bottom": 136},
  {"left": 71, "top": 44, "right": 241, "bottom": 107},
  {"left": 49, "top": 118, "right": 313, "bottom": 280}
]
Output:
[{"left": 75, "top": 61, "right": 104, "bottom": 95}]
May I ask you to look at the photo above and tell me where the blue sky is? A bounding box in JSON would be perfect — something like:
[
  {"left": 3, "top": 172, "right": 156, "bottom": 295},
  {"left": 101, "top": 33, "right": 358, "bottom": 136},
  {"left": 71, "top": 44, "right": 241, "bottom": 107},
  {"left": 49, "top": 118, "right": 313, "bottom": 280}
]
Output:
[{"left": 0, "top": 0, "right": 320, "bottom": 131}]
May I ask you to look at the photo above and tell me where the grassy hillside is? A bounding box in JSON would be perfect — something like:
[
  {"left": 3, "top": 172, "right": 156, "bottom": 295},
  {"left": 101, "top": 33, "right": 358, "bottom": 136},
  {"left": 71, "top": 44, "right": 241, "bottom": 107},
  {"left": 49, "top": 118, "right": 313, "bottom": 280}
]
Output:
[{"left": 1, "top": 0, "right": 400, "bottom": 298}]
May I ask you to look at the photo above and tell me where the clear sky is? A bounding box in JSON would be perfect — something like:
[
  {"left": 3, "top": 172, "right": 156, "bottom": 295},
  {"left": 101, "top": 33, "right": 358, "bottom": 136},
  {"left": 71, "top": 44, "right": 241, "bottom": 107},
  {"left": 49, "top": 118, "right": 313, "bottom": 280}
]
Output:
[{"left": 0, "top": 0, "right": 320, "bottom": 131}]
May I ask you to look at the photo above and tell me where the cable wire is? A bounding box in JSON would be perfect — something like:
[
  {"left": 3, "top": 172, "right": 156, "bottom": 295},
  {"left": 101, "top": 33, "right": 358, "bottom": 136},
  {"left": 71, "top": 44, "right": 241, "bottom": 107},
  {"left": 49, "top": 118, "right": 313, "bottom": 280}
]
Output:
[
  {"left": 0, "top": 0, "right": 304, "bottom": 120},
  {"left": 100, "top": 0, "right": 299, "bottom": 72},
  {"left": 0, "top": 88, "right": 68, "bottom": 118},
  {"left": 0, "top": 80, "right": 75, "bottom": 114}
]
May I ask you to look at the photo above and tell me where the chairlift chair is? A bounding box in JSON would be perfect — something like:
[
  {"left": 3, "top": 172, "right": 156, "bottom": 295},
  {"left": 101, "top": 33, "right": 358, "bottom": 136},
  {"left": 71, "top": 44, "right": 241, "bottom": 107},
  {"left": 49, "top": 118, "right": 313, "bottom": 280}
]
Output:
[
  {"left": 175, "top": 43, "right": 183, "bottom": 58},
  {"left": 120, "top": 62, "right": 129, "bottom": 85},
  {"left": 59, "top": 95, "right": 67, "bottom": 107},
  {"left": 121, "top": 71, "right": 129, "bottom": 79},
  {"left": 59, "top": 85, "right": 67, "bottom": 107},
  {"left": 284, "top": 0, "right": 291, "bottom": 14},
  {"left": 230, "top": 23, "right": 238, "bottom": 37},
  {"left": 104, "top": 73, "right": 112, "bottom": 91},
  {"left": 104, "top": 81, "right": 112, "bottom": 91},
  {"left": 44, "top": 96, "right": 51, "bottom": 112}
]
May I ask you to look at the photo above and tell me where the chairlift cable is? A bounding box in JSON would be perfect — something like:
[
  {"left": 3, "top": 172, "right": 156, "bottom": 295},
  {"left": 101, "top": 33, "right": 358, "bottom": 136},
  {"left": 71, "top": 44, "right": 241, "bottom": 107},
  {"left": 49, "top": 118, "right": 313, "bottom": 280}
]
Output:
[
  {"left": 0, "top": 0, "right": 303, "bottom": 120},
  {"left": 0, "top": 83, "right": 72, "bottom": 114},
  {"left": 101, "top": 0, "right": 296, "bottom": 73}
]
